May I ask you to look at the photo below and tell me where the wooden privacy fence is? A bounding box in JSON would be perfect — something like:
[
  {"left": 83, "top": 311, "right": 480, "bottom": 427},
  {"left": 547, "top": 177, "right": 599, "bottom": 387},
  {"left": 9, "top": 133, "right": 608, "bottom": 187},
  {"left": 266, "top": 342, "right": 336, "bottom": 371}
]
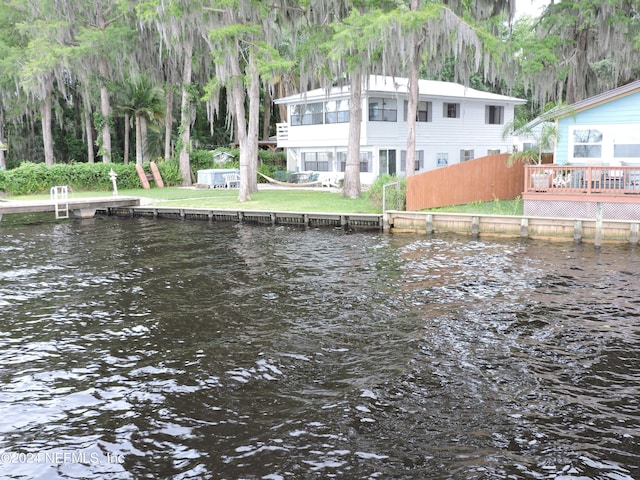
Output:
[{"left": 406, "top": 153, "right": 525, "bottom": 211}]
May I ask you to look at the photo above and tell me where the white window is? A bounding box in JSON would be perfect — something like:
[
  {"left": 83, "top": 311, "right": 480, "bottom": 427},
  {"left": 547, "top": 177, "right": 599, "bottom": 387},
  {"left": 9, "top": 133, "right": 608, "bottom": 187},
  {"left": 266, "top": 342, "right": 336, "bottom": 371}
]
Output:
[
  {"left": 572, "top": 128, "right": 603, "bottom": 159},
  {"left": 291, "top": 103, "right": 324, "bottom": 126},
  {"left": 325, "top": 100, "right": 349, "bottom": 124},
  {"left": 302, "top": 152, "right": 330, "bottom": 171},
  {"left": 369, "top": 98, "right": 397, "bottom": 122},
  {"left": 403, "top": 100, "right": 432, "bottom": 122},
  {"left": 485, "top": 105, "right": 504, "bottom": 124},
  {"left": 337, "top": 151, "right": 371, "bottom": 172},
  {"left": 400, "top": 150, "right": 425, "bottom": 171},
  {"left": 613, "top": 126, "right": 640, "bottom": 158},
  {"left": 568, "top": 125, "right": 640, "bottom": 163},
  {"left": 460, "top": 149, "right": 474, "bottom": 162},
  {"left": 443, "top": 102, "right": 460, "bottom": 119},
  {"left": 436, "top": 153, "right": 449, "bottom": 166}
]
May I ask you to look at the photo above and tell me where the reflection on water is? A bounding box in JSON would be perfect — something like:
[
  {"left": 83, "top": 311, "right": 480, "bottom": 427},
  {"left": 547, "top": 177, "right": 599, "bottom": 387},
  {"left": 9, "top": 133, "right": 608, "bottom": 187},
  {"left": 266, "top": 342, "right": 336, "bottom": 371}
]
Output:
[{"left": 0, "top": 214, "right": 638, "bottom": 479}]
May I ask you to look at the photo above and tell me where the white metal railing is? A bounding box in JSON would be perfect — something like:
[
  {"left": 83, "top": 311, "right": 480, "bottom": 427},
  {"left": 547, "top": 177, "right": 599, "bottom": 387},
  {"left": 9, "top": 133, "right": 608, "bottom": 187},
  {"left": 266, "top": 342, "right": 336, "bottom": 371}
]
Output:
[{"left": 50, "top": 185, "right": 69, "bottom": 219}]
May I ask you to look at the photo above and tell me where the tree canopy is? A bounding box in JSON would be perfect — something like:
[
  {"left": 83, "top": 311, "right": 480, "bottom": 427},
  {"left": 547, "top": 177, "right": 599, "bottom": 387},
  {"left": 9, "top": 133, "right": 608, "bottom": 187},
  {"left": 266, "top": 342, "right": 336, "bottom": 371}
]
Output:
[{"left": 0, "top": 0, "right": 637, "bottom": 195}]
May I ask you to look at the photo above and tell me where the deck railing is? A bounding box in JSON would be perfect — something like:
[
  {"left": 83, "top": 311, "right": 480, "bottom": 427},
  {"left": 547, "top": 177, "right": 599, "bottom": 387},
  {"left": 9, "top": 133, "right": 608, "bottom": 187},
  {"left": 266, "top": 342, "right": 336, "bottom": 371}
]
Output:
[{"left": 524, "top": 164, "right": 640, "bottom": 196}]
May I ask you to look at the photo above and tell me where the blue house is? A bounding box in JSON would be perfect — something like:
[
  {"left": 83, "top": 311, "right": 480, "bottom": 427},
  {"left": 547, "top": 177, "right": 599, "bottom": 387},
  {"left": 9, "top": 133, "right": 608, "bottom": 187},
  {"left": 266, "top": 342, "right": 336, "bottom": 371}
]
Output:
[
  {"left": 523, "top": 79, "right": 640, "bottom": 220},
  {"left": 554, "top": 79, "right": 640, "bottom": 166}
]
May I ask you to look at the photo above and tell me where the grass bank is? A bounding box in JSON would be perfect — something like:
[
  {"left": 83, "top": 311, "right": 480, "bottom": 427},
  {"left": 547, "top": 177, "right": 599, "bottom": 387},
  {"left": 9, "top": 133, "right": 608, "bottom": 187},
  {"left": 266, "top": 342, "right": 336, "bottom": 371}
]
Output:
[
  {"left": 8, "top": 187, "right": 522, "bottom": 216},
  {"left": 10, "top": 187, "right": 381, "bottom": 214},
  {"left": 423, "top": 197, "right": 524, "bottom": 216}
]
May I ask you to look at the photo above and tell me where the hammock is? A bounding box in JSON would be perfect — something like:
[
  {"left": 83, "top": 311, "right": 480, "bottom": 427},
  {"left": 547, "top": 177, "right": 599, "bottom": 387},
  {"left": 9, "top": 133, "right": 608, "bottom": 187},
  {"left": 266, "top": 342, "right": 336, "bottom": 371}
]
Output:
[{"left": 258, "top": 171, "right": 324, "bottom": 187}]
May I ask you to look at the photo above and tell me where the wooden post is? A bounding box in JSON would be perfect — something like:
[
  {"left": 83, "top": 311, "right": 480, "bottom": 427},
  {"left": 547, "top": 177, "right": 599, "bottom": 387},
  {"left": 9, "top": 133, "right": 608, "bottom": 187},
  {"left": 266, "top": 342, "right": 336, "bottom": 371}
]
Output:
[
  {"left": 630, "top": 223, "right": 639, "bottom": 245},
  {"left": 573, "top": 220, "right": 583, "bottom": 243},
  {"left": 520, "top": 218, "right": 529, "bottom": 238},
  {"left": 426, "top": 214, "right": 434, "bottom": 234},
  {"left": 594, "top": 203, "right": 603, "bottom": 248},
  {"left": 471, "top": 216, "right": 480, "bottom": 237}
]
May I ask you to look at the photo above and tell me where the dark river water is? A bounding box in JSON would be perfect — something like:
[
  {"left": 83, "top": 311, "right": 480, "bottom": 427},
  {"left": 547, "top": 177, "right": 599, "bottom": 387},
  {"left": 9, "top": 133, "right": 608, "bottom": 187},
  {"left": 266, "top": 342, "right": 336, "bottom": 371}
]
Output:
[{"left": 0, "top": 213, "right": 638, "bottom": 479}]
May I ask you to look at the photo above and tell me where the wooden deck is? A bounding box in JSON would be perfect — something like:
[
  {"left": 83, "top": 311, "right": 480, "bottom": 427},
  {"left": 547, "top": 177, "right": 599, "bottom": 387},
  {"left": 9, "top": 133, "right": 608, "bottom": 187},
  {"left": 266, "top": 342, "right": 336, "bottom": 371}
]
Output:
[
  {"left": 0, "top": 196, "right": 141, "bottom": 220},
  {"left": 524, "top": 164, "right": 640, "bottom": 197},
  {"left": 523, "top": 165, "right": 640, "bottom": 220}
]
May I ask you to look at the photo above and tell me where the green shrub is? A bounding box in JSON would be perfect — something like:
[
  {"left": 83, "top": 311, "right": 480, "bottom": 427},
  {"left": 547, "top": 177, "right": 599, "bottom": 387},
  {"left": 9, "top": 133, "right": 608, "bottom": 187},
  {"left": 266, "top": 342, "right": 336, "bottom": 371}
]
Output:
[
  {"left": 1, "top": 160, "right": 183, "bottom": 195},
  {"left": 190, "top": 149, "right": 216, "bottom": 171},
  {"left": 155, "top": 160, "right": 183, "bottom": 185},
  {"left": 366, "top": 174, "right": 406, "bottom": 211},
  {"left": 258, "top": 149, "right": 286, "bottom": 167}
]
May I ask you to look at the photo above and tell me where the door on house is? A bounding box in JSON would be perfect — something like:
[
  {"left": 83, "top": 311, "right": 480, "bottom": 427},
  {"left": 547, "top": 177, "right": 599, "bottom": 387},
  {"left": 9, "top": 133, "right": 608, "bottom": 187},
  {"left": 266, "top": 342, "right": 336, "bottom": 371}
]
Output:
[{"left": 380, "top": 149, "right": 396, "bottom": 175}]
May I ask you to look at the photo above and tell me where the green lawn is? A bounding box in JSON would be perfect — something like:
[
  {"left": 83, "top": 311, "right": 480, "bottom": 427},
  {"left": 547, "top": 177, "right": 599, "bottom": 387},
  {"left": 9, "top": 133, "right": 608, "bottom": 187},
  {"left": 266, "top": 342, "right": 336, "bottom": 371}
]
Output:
[
  {"left": 10, "top": 187, "right": 381, "bottom": 214},
  {"left": 7, "top": 187, "right": 523, "bottom": 216},
  {"left": 423, "top": 197, "right": 524, "bottom": 216}
]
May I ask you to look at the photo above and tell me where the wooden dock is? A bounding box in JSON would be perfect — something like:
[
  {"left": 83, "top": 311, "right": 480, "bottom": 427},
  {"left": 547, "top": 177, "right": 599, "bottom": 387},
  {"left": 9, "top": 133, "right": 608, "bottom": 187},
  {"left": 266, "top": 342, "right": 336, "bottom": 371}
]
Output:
[{"left": 0, "top": 196, "right": 141, "bottom": 221}]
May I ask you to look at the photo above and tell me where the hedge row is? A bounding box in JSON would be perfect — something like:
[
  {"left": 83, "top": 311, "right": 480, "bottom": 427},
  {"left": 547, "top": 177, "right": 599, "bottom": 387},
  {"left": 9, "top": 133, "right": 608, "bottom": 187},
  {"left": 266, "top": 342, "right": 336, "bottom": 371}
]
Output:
[{"left": 0, "top": 161, "right": 183, "bottom": 195}]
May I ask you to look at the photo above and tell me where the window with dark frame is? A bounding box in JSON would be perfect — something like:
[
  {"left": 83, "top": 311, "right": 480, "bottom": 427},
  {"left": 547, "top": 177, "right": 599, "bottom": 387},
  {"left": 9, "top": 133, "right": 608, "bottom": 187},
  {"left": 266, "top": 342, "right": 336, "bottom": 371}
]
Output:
[
  {"left": 460, "top": 149, "right": 474, "bottom": 162},
  {"left": 302, "top": 152, "right": 330, "bottom": 171},
  {"left": 369, "top": 98, "right": 398, "bottom": 122},
  {"left": 337, "top": 151, "right": 371, "bottom": 172},
  {"left": 403, "top": 100, "right": 432, "bottom": 122},
  {"left": 443, "top": 102, "right": 460, "bottom": 119},
  {"left": 485, "top": 105, "right": 504, "bottom": 124}
]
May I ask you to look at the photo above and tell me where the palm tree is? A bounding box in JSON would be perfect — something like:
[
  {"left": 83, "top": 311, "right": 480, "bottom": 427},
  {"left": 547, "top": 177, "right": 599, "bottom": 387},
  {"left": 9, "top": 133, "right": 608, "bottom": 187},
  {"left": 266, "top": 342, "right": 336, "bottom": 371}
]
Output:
[{"left": 115, "top": 76, "right": 165, "bottom": 165}]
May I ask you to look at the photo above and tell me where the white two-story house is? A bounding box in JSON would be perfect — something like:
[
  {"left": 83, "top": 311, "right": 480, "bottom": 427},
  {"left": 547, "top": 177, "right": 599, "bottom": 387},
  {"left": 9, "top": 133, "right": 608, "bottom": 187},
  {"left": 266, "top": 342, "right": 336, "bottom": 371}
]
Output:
[{"left": 275, "top": 75, "right": 525, "bottom": 184}]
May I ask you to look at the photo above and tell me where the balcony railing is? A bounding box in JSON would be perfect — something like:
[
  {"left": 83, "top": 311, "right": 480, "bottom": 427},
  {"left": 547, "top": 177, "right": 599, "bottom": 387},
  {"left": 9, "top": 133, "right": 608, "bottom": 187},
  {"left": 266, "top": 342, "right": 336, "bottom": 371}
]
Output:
[
  {"left": 524, "top": 164, "right": 640, "bottom": 196},
  {"left": 276, "top": 123, "right": 289, "bottom": 142}
]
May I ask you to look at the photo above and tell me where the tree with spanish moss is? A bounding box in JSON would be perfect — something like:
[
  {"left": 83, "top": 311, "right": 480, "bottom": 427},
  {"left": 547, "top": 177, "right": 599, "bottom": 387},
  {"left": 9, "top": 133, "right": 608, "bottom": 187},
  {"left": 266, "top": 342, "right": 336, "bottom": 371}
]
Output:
[{"left": 517, "top": 0, "right": 640, "bottom": 104}]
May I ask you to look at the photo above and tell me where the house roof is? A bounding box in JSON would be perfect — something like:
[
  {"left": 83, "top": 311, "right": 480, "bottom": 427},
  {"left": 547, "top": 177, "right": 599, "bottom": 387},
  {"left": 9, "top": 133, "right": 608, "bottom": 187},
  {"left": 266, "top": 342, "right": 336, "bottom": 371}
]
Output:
[
  {"left": 527, "top": 79, "right": 640, "bottom": 127},
  {"left": 275, "top": 75, "right": 526, "bottom": 105},
  {"left": 565, "top": 79, "right": 640, "bottom": 114}
]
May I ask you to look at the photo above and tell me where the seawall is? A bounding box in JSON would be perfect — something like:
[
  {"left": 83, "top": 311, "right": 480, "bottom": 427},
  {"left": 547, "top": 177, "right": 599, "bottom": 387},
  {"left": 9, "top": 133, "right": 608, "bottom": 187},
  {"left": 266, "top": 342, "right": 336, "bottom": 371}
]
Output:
[{"left": 99, "top": 206, "right": 640, "bottom": 246}]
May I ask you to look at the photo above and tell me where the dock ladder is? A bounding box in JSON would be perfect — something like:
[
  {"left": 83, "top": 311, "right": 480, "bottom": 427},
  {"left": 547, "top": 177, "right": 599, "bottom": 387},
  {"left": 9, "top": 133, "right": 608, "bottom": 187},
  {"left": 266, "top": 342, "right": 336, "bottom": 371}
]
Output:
[{"left": 50, "top": 185, "right": 69, "bottom": 219}]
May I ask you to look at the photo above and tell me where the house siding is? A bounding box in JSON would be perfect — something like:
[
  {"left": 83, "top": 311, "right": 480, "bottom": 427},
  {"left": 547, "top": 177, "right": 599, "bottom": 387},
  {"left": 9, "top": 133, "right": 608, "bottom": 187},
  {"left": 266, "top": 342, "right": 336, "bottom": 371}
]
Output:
[
  {"left": 556, "top": 90, "right": 640, "bottom": 165},
  {"left": 276, "top": 76, "right": 523, "bottom": 182}
]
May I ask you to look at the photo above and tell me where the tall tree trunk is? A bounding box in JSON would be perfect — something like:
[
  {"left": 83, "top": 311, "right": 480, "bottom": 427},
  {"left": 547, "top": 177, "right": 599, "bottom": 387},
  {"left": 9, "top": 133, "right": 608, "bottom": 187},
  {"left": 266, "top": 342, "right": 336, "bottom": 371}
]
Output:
[
  {"left": 135, "top": 114, "right": 143, "bottom": 165},
  {"left": 123, "top": 112, "right": 130, "bottom": 164},
  {"left": 262, "top": 83, "right": 272, "bottom": 140},
  {"left": 343, "top": 73, "right": 362, "bottom": 199},
  {"left": 98, "top": 59, "right": 112, "bottom": 163},
  {"left": 179, "top": 34, "right": 194, "bottom": 185},
  {"left": 405, "top": 0, "right": 421, "bottom": 178},
  {"left": 231, "top": 58, "right": 250, "bottom": 201},
  {"left": 85, "top": 108, "right": 95, "bottom": 164},
  {"left": 164, "top": 87, "right": 173, "bottom": 160},
  {"left": 247, "top": 51, "right": 260, "bottom": 194},
  {"left": 141, "top": 116, "right": 148, "bottom": 163},
  {"left": 566, "top": 27, "right": 593, "bottom": 103},
  {"left": 42, "top": 81, "right": 54, "bottom": 167},
  {"left": 277, "top": 80, "right": 287, "bottom": 123},
  {"left": 405, "top": 55, "right": 419, "bottom": 177},
  {"left": 0, "top": 99, "right": 6, "bottom": 170}
]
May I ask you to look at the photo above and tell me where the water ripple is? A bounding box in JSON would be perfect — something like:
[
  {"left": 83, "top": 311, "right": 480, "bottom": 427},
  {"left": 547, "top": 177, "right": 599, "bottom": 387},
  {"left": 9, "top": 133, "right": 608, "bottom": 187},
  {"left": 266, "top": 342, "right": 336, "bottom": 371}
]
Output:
[{"left": 0, "top": 219, "right": 638, "bottom": 478}]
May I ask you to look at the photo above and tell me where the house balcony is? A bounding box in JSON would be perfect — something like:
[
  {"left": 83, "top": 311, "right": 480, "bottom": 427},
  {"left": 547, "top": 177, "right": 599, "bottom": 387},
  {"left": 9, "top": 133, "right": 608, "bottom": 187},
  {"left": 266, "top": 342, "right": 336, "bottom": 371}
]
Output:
[
  {"left": 276, "top": 123, "right": 289, "bottom": 143},
  {"left": 523, "top": 164, "right": 640, "bottom": 220}
]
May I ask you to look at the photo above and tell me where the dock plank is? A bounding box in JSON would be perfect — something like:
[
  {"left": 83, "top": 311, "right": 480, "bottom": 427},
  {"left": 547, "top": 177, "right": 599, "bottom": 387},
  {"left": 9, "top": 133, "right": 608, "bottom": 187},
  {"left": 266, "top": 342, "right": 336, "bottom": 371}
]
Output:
[{"left": 0, "top": 197, "right": 141, "bottom": 217}]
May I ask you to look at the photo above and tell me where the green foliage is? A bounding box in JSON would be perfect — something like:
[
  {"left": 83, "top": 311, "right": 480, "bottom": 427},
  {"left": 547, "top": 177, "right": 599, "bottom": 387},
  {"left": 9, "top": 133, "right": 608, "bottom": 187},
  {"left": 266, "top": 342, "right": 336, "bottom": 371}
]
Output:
[
  {"left": 426, "top": 197, "right": 523, "bottom": 216},
  {"left": 155, "top": 160, "right": 183, "bottom": 185},
  {"left": 257, "top": 149, "right": 286, "bottom": 167},
  {"left": 0, "top": 169, "right": 7, "bottom": 192},
  {"left": 257, "top": 163, "right": 281, "bottom": 183},
  {"left": 366, "top": 174, "right": 406, "bottom": 211},
  {"left": 0, "top": 160, "right": 183, "bottom": 195},
  {"left": 189, "top": 149, "right": 217, "bottom": 171}
]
